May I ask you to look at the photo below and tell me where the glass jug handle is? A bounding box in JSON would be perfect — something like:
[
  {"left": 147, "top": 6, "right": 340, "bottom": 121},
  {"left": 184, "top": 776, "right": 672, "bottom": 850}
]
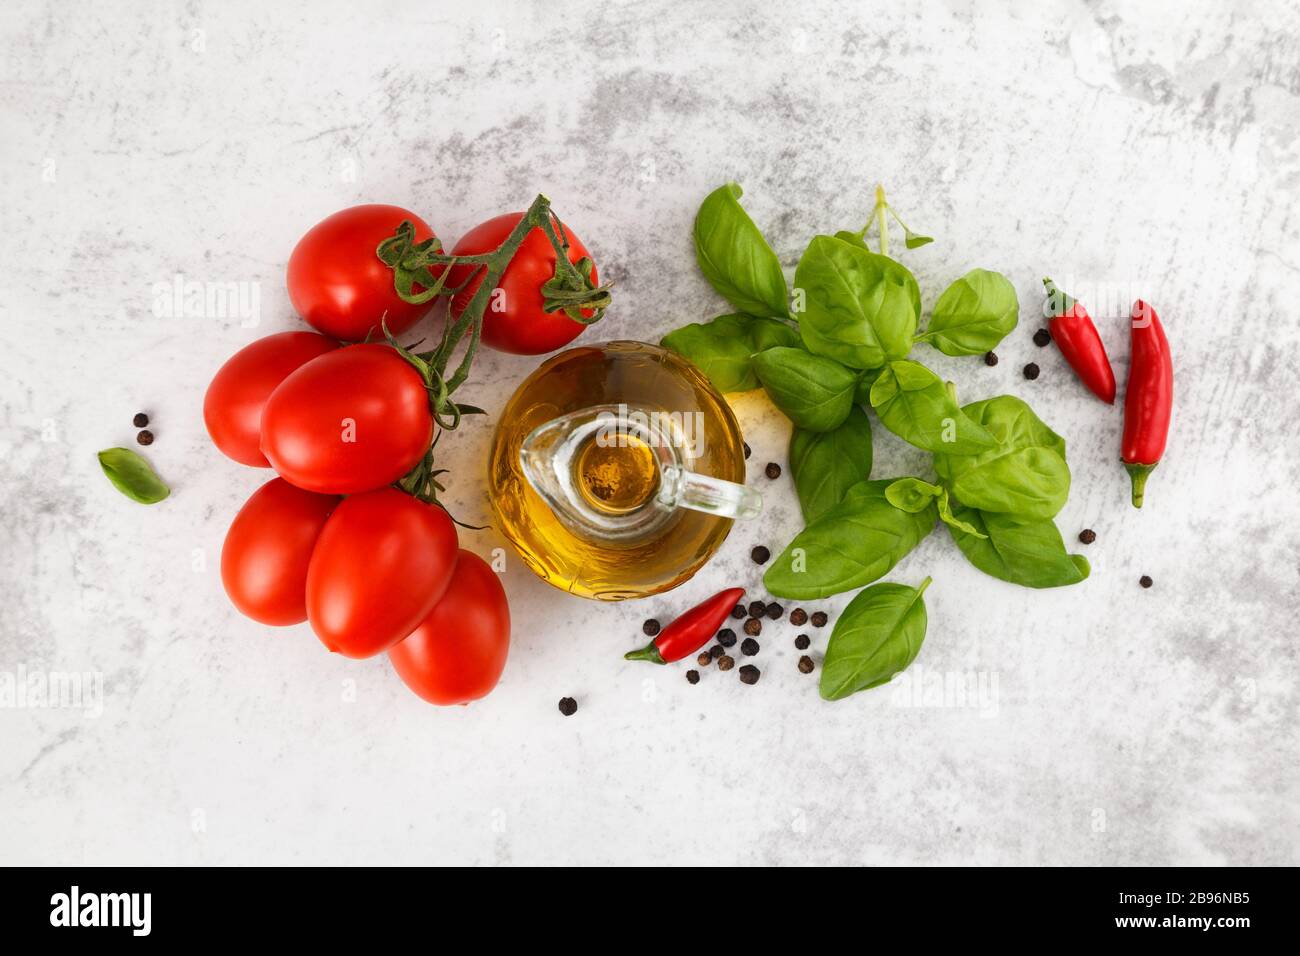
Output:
[{"left": 658, "top": 465, "right": 762, "bottom": 520}]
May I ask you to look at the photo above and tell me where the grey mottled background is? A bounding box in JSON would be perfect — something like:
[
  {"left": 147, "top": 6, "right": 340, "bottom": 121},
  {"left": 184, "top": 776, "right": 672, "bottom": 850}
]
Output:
[{"left": 1, "top": 0, "right": 1297, "bottom": 865}]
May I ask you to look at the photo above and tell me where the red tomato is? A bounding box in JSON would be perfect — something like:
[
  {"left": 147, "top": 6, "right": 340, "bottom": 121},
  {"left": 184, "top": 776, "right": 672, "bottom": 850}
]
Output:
[
  {"left": 204, "top": 332, "right": 339, "bottom": 467},
  {"left": 306, "top": 488, "right": 458, "bottom": 658},
  {"left": 287, "top": 204, "right": 437, "bottom": 341},
  {"left": 447, "top": 212, "right": 598, "bottom": 355},
  {"left": 221, "top": 478, "right": 340, "bottom": 626},
  {"left": 260, "top": 343, "right": 434, "bottom": 494},
  {"left": 389, "top": 550, "right": 511, "bottom": 705}
]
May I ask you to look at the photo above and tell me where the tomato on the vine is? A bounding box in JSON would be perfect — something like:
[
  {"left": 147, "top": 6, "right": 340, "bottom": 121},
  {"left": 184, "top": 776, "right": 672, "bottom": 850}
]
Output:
[
  {"left": 221, "top": 478, "right": 340, "bottom": 626},
  {"left": 447, "top": 212, "right": 599, "bottom": 355},
  {"left": 259, "top": 343, "right": 434, "bottom": 495},
  {"left": 288, "top": 204, "right": 437, "bottom": 341},
  {"left": 306, "top": 488, "right": 458, "bottom": 659},
  {"left": 204, "top": 331, "right": 339, "bottom": 467},
  {"left": 388, "top": 550, "right": 510, "bottom": 705}
]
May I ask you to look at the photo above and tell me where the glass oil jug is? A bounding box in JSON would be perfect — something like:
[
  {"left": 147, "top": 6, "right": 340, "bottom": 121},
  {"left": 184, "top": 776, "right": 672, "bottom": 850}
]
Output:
[{"left": 487, "top": 341, "right": 760, "bottom": 600}]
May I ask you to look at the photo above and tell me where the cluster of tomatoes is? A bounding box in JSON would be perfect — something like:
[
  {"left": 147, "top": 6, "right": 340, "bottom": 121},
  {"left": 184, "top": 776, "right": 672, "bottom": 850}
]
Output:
[{"left": 204, "top": 203, "right": 601, "bottom": 705}]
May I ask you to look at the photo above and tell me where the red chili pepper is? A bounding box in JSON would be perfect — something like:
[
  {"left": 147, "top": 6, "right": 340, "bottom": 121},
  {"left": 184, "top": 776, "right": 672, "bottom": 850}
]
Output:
[
  {"left": 1042, "top": 278, "right": 1116, "bottom": 404},
  {"left": 624, "top": 587, "right": 745, "bottom": 664},
  {"left": 1122, "top": 299, "right": 1173, "bottom": 508}
]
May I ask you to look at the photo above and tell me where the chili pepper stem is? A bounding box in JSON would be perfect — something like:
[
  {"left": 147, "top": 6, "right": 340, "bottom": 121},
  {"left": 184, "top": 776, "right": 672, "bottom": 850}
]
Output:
[
  {"left": 1124, "top": 462, "right": 1156, "bottom": 509},
  {"left": 624, "top": 643, "right": 666, "bottom": 664}
]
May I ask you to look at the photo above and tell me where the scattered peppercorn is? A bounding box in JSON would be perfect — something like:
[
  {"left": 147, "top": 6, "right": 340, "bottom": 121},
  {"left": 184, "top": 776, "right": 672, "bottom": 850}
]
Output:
[
  {"left": 743, "top": 442, "right": 751, "bottom": 459},
  {"left": 743, "top": 618, "right": 762, "bottom": 637},
  {"left": 740, "top": 637, "right": 760, "bottom": 656},
  {"left": 766, "top": 602, "right": 783, "bottom": 620},
  {"left": 716, "top": 628, "right": 737, "bottom": 648},
  {"left": 738, "top": 665, "right": 761, "bottom": 685},
  {"left": 558, "top": 697, "right": 577, "bottom": 716},
  {"left": 764, "top": 462, "right": 781, "bottom": 479},
  {"left": 798, "top": 655, "right": 815, "bottom": 674},
  {"left": 731, "top": 604, "right": 746, "bottom": 620},
  {"left": 709, "top": 644, "right": 725, "bottom": 660},
  {"left": 696, "top": 652, "right": 712, "bottom": 667},
  {"left": 717, "top": 655, "right": 735, "bottom": 671},
  {"left": 642, "top": 619, "right": 660, "bottom": 637},
  {"left": 747, "top": 600, "right": 766, "bottom": 618},
  {"left": 1033, "top": 328, "right": 1052, "bottom": 347},
  {"left": 136, "top": 430, "right": 154, "bottom": 446},
  {"left": 686, "top": 670, "right": 700, "bottom": 685},
  {"left": 133, "top": 412, "right": 149, "bottom": 428},
  {"left": 810, "top": 611, "right": 828, "bottom": 628},
  {"left": 1023, "top": 363, "right": 1040, "bottom": 380},
  {"left": 1078, "top": 529, "right": 1097, "bottom": 545},
  {"left": 789, "top": 608, "right": 808, "bottom": 626},
  {"left": 1139, "top": 575, "right": 1153, "bottom": 589},
  {"left": 751, "top": 545, "right": 770, "bottom": 565},
  {"left": 794, "top": 634, "right": 810, "bottom": 650},
  {"left": 984, "top": 351, "right": 999, "bottom": 366}
]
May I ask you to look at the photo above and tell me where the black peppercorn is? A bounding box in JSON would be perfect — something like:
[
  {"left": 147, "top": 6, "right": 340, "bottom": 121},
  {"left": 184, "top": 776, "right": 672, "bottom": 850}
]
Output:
[
  {"left": 738, "top": 665, "right": 761, "bottom": 685},
  {"left": 731, "top": 604, "right": 746, "bottom": 620},
  {"left": 716, "top": 628, "right": 737, "bottom": 648},
  {"left": 789, "top": 608, "right": 808, "bottom": 626},
  {"left": 743, "top": 618, "right": 762, "bottom": 637},
  {"left": 740, "top": 637, "right": 760, "bottom": 656},
  {"left": 696, "top": 652, "right": 712, "bottom": 667},
  {"left": 132, "top": 412, "right": 149, "bottom": 428},
  {"left": 717, "top": 655, "right": 735, "bottom": 671},
  {"left": 1139, "top": 575, "right": 1153, "bottom": 589},
  {"left": 766, "top": 602, "right": 783, "bottom": 620},
  {"left": 642, "top": 619, "right": 660, "bottom": 637},
  {"left": 810, "top": 611, "right": 828, "bottom": 628},
  {"left": 743, "top": 442, "right": 751, "bottom": 459},
  {"left": 1078, "top": 529, "right": 1097, "bottom": 545},
  {"left": 794, "top": 634, "right": 810, "bottom": 650},
  {"left": 136, "top": 430, "right": 154, "bottom": 446},
  {"left": 1023, "top": 363, "right": 1040, "bottom": 380},
  {"left": 1033, "top": 328, "right": 1052, "bottom": 347},
  {"left": 984, "top": 351, "right": 998, "bottom": 366},
  {"left": 751, "top": 546, "right": 770, "bottom": 565},
  {"left": 798, "top": 655, "right": 815, "bottom": 674},
  {"left": 765, "top": 462, "right": 781, "bottom": 479},
  {"left": 686, "top": 670, "right": 700, "bottom": 685},
  {"left": 748, "top": 600, "right": 766, "bottom": 618},
  {"left": 558, "top": 697, "right": 577, "bottom": 716},
  {"left": 709, "top": 644, "right": 725, "bottom": 660}
]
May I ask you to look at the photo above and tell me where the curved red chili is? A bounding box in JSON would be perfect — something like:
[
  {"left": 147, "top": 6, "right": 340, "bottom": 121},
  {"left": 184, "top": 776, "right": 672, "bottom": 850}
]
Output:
[
  {"left": 1122, "top": 299, "right": 1173, "bottom": 508},
  {"left": 624, "top": 587, "right": 745, "bottom": 664},
  {"left": 1042, "top": 278, "right": 1116, "bottom": 404}
]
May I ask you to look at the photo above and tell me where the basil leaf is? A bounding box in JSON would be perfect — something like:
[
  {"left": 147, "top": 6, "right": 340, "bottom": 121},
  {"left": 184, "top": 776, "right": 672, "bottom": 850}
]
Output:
[
  {"left": 793, "top": 236, "right": 919, "bottom": 370},
  {"left": 946, "top": 505, "right": 1089, "bottom": 588},
  {"left": 934, "top": 395, "right": 1070, "bottom": 518},
  {"left": 97, "top": 448, "right": 170, "bottom": 504},
  {"left": 917, "top": 268, "right": 1019, "bottom": 356},
  {"left": 693, "top": 183, "right": 789, "bottom": 319},
  {"left": 789, "top": 406, "right": 873, "bottom": 523},
  {"left": 749, "top": 316, "right": 801, "bottom": 352},
  {"left": 661, "top": 314, "right": 760, "bottom": 392},
  {"left": 752, "top": 346, "right": 859, "bottom": 432},
  {"left": 869, "top": 360, "right": 996, "bottom": 454},
  {"left": 819, "top": 577, "right": 931, "bottom": 700},
  {"left": 934, "top": 490, "right": 985, "bottom": 538},
  {"left": 764, "top": 479, "right": 936, "bottom": 599}
]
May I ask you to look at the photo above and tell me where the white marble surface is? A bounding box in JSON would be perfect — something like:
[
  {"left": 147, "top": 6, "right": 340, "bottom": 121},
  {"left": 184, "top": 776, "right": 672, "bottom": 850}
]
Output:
[{"left": 2, "top": 0, "right": 1298, "bottom": 865}]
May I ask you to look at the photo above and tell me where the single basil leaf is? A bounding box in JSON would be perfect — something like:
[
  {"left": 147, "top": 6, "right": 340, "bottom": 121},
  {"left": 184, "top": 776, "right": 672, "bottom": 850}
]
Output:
[
  {"left": 661, "top": 313, "right": 762, "bottom": 392},
  {"left": 884, "top": 477, "right": 941, "bottom": 513},
  {"left": 869, "top": 360, "right": 996, "bottom": 454},
  {"left": 903, "top": 229, "right": 933, "bottom": 250},
  {"left": 934, "top": 395, "right": 1070, "bottom": 518},
  {"left": 97, "top": 448, "right": 170, "bottom": 504},
  {"left": 947, "top": 505, "right": 1089, "bottom": 588},
  {"left": 752, "top": 346, "right": 858, "bottom": 432},
  {"left": 789, "top": 406, "right": 873, "bottom": 523},
  {"left": 793, "top": 235, "right": 919, "bottom": 370},
  {"left": 918, "top": 268, "right": 1019, "bottom": 356},
  {"left": 764, "top": 479, "right": 936, "bottom": 599},
  {"left": 693, "top": 183, "right": 789, "bottom": 319},
  {"left": 934, "top": 488, "right": 985, "bottom": 538},
  {"left": 749, "top": 316, "right": 800, "bottom": 352},
  {"left": 819, "top": 577, "right": 931, "bottom": 700}
]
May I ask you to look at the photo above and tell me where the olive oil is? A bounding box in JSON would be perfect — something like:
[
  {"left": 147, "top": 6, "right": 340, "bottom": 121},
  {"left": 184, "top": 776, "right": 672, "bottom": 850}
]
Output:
[{"left": 487, "top": 341, "right": 748, "bottom": 600}]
